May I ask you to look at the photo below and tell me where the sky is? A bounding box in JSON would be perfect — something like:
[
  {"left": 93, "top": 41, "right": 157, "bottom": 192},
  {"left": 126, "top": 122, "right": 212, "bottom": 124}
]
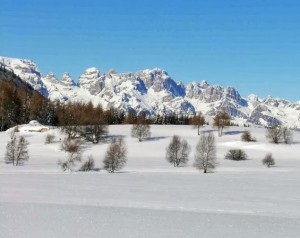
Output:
[{"left": 1, "top": 0, "right": 300, "bottom": 101}]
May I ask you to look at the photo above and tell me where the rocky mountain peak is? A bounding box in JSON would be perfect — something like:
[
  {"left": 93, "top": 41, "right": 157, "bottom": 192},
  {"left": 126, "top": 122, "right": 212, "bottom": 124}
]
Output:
[
  {"left": 43, "top": 72, "right": 58, "bottom": 84},
  {"left": 2, "top": 56, "right": 300, "bottom": 127},
  {"left": 200, "top": 80, "right": 209, "bottom": 88},
  {"left": 60, "top": 72, "right": 75, "bottom": 86},
  {"left": 78, "top": 67, "right": 104, "bottom": 95}
]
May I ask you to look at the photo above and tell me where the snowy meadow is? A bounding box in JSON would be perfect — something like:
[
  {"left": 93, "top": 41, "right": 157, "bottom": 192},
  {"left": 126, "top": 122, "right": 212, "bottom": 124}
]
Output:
[{"left": 1, "top": 124, "right": 300, "bottom": 237}]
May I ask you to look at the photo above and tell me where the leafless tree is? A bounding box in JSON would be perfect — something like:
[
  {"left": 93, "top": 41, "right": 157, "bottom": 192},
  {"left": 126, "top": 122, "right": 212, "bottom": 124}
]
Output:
[
  {"left": 5, "top": 135, "right": 29, "bottom": 166},
  {"left": 191, "top": 112, "right": 206, "bottom": 135},
  {"left": 194, "top": 132, "right": 217, "bottom": 173},
  {"left": 131, "top": 113, "right": 151, "bottom": 142},
  {"left": 213, "top": 109, "right": 231, "bottom": 136},
  {"left": 103, "top": 138, "right": 127, "bottom": 173},
  {"left": 59, "top": 137, "right": 83, "bottom": 171},
  {"left": 58, "top": 152, "right": 82, "bottom": 171},
  {"left": 78, "top": 124, "right": 108, "bottom": 144},
  {"left": 281, "top": 127, "right": 293, "bottom": 144},
  {"left": 5, "top": 135, "right": 17, "bottom": 165},
  {"left": 266, "top": 126, "right": 282, "bottom": 144},
  {"left": 262, "top": 153, "right": 275, "bottom": 167},
  {"left": 166, "top": 135, "right": 190, "bottom": 167}
]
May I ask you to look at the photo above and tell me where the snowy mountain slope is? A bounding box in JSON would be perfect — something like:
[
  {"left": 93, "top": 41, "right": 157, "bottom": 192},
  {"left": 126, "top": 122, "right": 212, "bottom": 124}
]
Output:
[
  {"left": 1, "top": 56, "right": 300, "bottom": 127},
  {"left": 0, "top": 57, "right": 48, "bottom": 96}
]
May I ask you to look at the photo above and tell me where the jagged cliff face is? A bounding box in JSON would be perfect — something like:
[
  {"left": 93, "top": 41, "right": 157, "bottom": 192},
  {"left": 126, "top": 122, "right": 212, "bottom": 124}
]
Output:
[
  {"left": 78, "top": 67, "right": 105, "bottom": 95},
  {"left": 1, "top": 56, "right": 300, "bottom": 127}
]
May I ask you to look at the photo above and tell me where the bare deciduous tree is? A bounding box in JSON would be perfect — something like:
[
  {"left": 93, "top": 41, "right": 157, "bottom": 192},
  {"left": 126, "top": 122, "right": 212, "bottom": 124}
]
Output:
[
  {"left": 5, "top": 136, "right": 17, "bottom": 165},
  {"left": 266, "top": 126, "right": 282, "bottom": 144},
  {"left": 262, "top": 153, "right": 275, "bottom": 167},
  {"left": 166, "top": 135, "right": 190, "bottom": 167},
  {"left": 59, "top": 137, "right": 83, "bottom": 171},
  {"left": 213, "top": 109, "right": 230, "bottom": 137},
  {"left": 103, "top": 138, "right": 127, "bottom": 173},
  {"left": 131, "top": 113, "right": 151, "bottom": 142},
  {"left": 281, "top": 127, "right": 293, "bottom": 144},
  {"left": 58, "top": 152, "right": 82, "bottom": 171},
  {"left": 191, "top": 112, "right": 206, "bottom": 135},
  {"left": 194, "top": 132, "right": 217, "bottom": 173},
  {"left": 78, "top": 124, "right": 108, "bottom": 144},
  {"left": 5, "top": 135, "right": 29, "bottom": 166}
]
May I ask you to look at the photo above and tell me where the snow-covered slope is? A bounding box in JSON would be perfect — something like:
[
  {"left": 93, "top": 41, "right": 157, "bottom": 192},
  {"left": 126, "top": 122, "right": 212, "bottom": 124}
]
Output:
[
  {"left": 1, "top": 125, "right": 300, "bottom": 237},
  {"left": 1, "top": 56, "right": 300, "bottom": 127}
]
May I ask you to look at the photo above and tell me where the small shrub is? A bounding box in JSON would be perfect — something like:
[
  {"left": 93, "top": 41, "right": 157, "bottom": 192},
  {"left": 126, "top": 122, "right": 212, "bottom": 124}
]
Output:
[
  {"left": 225, "top": 149, "right": 247, "bottom": 161},
  {"left": 262, "top": 153, "right": 275, "bottom": 167},
  {"left": 45, "top": 134, "right": 55, "bottom": 144},
  {"left": 241, "top": 130, "right": 256, "bottom": 142},
  {"left": 79, "top": 156, "right": 95, "bottom": 171}
]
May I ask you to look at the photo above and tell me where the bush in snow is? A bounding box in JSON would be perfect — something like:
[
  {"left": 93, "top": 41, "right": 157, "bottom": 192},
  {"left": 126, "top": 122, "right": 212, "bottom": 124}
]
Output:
[
  {"left": 58, "top": 152, "right": 82, "bottom": 171},
  {"left": 225, "top": 149, "right": 247, "bottom": 161},
  {"left": 45, "top": 133, "right": 55, "bottom": 144},
  {"left": 166, "top": 135, "right": 190, "bottom": 167},
  {"left": 103, "top": 138, "right": 127, "bottom": 173},
  {"left": 241, "top": 130, "right": 256, "bottom": 142},
  {"left": 79, "top": 156, "right": 95, "bottom": 172},
  {"left": 262, "top": 153, "right": 275, "bottom": 167},
  {"left": 61, "top": 137, "right": 83, "bottom": 154}
]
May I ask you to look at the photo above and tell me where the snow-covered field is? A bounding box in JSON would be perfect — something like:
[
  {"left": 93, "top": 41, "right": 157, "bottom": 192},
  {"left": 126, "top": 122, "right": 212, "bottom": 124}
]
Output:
[{"left": 1, "top": 124, "right": 300, "bottom": 237}]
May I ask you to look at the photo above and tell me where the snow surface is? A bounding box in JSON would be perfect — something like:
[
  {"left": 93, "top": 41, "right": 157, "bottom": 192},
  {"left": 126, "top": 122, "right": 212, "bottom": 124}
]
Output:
[{"left": 1, "top": 125, "right": 300, "bottom": 237}]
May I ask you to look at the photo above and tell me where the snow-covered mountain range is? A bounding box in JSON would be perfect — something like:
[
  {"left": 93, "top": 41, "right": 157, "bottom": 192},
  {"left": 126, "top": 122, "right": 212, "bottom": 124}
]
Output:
[{"left": 1, "top": 56, "right": 300, "bottom": 127}]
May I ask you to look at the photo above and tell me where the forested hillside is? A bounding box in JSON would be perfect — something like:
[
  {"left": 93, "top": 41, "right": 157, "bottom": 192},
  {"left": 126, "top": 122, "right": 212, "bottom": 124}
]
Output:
[{"left": 0, "top": 65, "right": 51, "bottom": 130}]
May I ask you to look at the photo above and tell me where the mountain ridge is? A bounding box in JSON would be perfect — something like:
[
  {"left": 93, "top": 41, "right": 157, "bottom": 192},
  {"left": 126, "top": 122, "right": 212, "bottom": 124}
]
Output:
[{"left": 1, "top": 56, "right": 300, "bottom": 128}]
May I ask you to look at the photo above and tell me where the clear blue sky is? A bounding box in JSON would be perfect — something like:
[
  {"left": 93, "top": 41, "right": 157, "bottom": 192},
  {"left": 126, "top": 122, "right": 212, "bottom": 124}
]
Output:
[{"left": 1, "top": 0, "right": 300, "bottom": 101}]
